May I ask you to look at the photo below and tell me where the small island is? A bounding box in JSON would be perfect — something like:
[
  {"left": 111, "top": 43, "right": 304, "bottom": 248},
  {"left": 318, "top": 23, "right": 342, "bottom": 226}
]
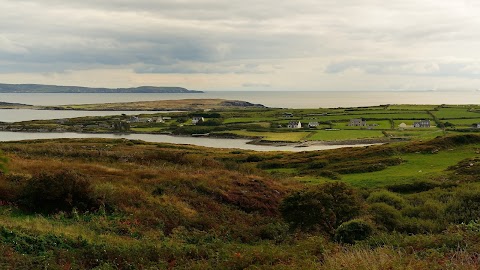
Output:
[{"left": 0, "top": 83, "right": 203, "bottom": 93}]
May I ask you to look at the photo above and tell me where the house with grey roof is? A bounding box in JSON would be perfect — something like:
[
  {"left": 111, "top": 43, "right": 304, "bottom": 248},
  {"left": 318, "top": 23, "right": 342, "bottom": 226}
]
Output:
[
  {"left": 413, "top": 120, "right": 431, "bottom": 128},
  {"left": 349, "top": 118, "right": 367, "bottom": 127}
]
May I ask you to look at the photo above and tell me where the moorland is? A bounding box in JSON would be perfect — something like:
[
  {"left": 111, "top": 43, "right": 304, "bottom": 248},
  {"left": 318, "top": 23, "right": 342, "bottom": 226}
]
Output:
[{"left": 1, "top": 133, "right": 480, "bottom": 269}]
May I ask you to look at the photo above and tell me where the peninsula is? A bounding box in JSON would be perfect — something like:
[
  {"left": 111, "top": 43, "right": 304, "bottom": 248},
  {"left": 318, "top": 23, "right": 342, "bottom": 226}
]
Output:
[{"left": 0, "top": 83, "right": 203, "bottom": 93}]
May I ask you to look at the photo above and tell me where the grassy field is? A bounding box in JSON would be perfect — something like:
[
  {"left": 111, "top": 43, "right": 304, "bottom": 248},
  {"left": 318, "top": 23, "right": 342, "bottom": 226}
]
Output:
[
  {"left": 446, "top": 118, "right": 480, "bottom": 126},
  {"left": 432, "top": 107, "right": 480, "bottom": 119},
  {"left": 387, "top": 104, "right": 439, "bottom": 110},
  {"left": 308, "top": 130, "right": 385, "bottom": 141},
  {"left": 223, "top": 130, "right": 312, "bottom": 141},
  {"left": 342, "top": 146, "right": 477, "bottom": 187},
  {"left": 335, "top": 120, "right": 392, "bottom": 129},
  {"left": 223, "top": 117, "right": 279, "bottom": 124}
]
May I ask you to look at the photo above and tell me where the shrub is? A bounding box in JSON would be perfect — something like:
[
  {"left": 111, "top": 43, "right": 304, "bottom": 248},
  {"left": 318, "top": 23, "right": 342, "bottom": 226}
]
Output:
[
  {"left": 445, "top": 187, "right": 480, "bottom": 223},
  {"left": 0, "top": 173, "right": 30, "bottom": 202},
  {"left": 280, "top": 182, "right": 363, "bottom": 234},
  {"left": 0, "top": 151, "right": 7, "bottom": 174},
  {"left": 397, "top": 217, "right": 441, "bottom": 234},
  {"left": 307, "top": 160, "right": 329, "bottom": 169},
  {"left": 334, "top": 219, "right": 374, "bottom": 244},
  {"left": 369, "top": 203, "right": 401, "bottom": 231},
  {"left": 20, "top": 170, "right": 98, "bottom": 214},
  {"left": 367, "top": 190, "right": 406, "bottom": 210}
]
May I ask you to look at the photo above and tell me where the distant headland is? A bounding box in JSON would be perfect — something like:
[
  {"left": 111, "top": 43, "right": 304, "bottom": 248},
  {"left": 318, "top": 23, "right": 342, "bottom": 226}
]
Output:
[{"left": 0, "top": 83, "right": 203, "bottom": 93}]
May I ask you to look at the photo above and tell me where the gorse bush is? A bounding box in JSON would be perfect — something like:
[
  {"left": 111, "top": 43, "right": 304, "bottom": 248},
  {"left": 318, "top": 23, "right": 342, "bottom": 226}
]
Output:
[
  {"left": 445, "top": 186, "right": 480, "bottom": 223},
  {"left": 20, "top": 170, "right": 99, "bottom": 214},
  {"left": 369, "top": 203, "right": 401, "bottom": 231},
  {"left": 334, "top": 219, "right": 374, "bottom": 244},
  {"left": 280, "top": 182, "right": 363, "bottom": 234}
]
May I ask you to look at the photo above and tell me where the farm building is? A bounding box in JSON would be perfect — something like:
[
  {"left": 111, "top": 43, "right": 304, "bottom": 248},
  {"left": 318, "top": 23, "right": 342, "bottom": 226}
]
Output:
[
  {"left": 398, "top": 123, "right": 407, "bottom": 129},
  {"left": 413, "top": 120, "right": 431, "bottom": 128},
  {"left": 472, "top": 123, "right": 480, "bottom": 129},
  {"left": 349, "top": 119, "right": 367, "bottom": 127},
  {"left": 192, "top": 117, "right": 205, "bottom": 125},
  {"left": 287, "top": 121, "right": 302, "bottom": 129},
  {"left": 308, "top": 122, "right": 319, "bottom": 128}
]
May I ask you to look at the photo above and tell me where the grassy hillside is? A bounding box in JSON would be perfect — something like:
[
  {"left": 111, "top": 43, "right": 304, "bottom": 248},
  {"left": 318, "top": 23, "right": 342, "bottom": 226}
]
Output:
[{"left": 1, "top": 136, "right": 480, "bottom": 268}]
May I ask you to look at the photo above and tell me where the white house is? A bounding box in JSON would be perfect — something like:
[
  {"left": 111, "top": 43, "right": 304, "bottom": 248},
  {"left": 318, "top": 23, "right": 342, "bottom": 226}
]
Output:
[
  {"left": 192, "top": 117, "right": 205, "bottom": 125},
  {"left": 155, "top": 116, "right": 165, "bottom": 123},
  {"left": 398, "top": 123, "right": 407, "bottom": 129},
  {"left": 308, "top": 122, "right": 319, "bottom": 128},
  {"left": 287, "top": 121, "right": 302, "bottom": 129}
]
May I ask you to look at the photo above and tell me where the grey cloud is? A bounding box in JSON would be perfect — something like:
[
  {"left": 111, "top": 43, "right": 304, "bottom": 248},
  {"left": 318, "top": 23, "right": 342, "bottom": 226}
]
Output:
[
  {"left": 1, "top": 0, "right": 480, "bottom": 87},
  {"left": 326, "top": 60, "right": 480, "bottom": 78}
]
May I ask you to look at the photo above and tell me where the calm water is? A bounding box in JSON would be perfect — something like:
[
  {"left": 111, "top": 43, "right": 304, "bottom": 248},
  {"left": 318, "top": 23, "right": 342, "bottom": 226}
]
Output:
[
  {"left": 1, "top": 91, "right": 479, "bottom": 108},
  {"left": 0, "top": 131, "right": 374, "bottom": 152},
  {"left": 0, "top": 109, "right": 168, "bottom": 122}
]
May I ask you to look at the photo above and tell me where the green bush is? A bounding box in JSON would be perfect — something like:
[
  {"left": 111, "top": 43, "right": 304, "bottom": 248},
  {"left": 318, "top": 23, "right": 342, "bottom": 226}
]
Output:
[
  {"left": 280, "top": 182, "right": 363, "bottom": 234},
  {"left": 369, "top": 203, "right": 401, "bottom": 231},
  {"left": 307, "top": 160, "right": 329, "bottom": 169},
  {"left": 367, "top": 190, "right": 406, "bottom": 210},
  {"left": 445, "top": 187, "right": 480, "bottom": 223},
  {"left": 397, "top": 217, "right": 441, "bottom": 234},
  {"left": 20, "top": 170, "right": 99, "bottom": 214},
  {"left": 334, "top": 219, "right": 374, "bottom": 244}
]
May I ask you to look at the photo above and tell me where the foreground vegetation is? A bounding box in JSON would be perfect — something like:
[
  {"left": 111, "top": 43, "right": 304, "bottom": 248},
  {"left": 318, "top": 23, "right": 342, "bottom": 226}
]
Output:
[{"left": 1, "top": 134, "right": 480, "bottom": 268}]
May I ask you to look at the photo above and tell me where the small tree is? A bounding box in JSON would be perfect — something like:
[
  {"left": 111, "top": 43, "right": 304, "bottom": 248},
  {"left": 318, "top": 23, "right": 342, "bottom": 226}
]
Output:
[
  {"left": 280, "top": 182, "right": 363, "bottom": 234},
  {"left": 446, "top": 187, "right": 480, "bottom": 223}
]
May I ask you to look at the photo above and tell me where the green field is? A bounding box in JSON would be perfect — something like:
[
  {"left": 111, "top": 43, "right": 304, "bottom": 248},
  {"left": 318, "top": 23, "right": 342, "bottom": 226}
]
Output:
[
  {"left": 224, "top": 130, "right": 311, "bottom": 141},
  {"left": 342, "top": 146, "right": 477, "bottom": 187},
  {"left": 446, "top": 118, "right": 480, "bottom": 126},
  {"left": 307, "top": 130, "right": 385, "bottom": 141},
  {"left": 335, "top": 120, "right": 392, "bottom": 129},
  {"left": 223, "top": 117, "right": 279, "bottom": 124},
  {"left": 387, "top": 104, "right": 438, "bottom": 110},
  {"left": 432, "top": 107, "right": 480, "bottom": 119}
]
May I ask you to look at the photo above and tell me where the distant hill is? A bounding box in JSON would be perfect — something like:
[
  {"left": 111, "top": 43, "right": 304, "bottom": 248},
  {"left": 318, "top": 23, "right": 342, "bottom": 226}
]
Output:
[{"left": 0, "top": 83, "right": 203, "bottom": 93}]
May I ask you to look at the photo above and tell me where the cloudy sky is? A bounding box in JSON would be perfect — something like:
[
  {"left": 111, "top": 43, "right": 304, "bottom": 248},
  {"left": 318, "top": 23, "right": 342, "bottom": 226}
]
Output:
[{"left": 1, "top": 0, "right": 480, "bottom": 91}]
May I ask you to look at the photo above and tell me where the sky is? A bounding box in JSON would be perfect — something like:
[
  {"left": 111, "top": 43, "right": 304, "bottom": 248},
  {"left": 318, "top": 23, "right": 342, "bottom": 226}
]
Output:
[{"left": 0, "top": 0, "right": 480, "bottom": 91}]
